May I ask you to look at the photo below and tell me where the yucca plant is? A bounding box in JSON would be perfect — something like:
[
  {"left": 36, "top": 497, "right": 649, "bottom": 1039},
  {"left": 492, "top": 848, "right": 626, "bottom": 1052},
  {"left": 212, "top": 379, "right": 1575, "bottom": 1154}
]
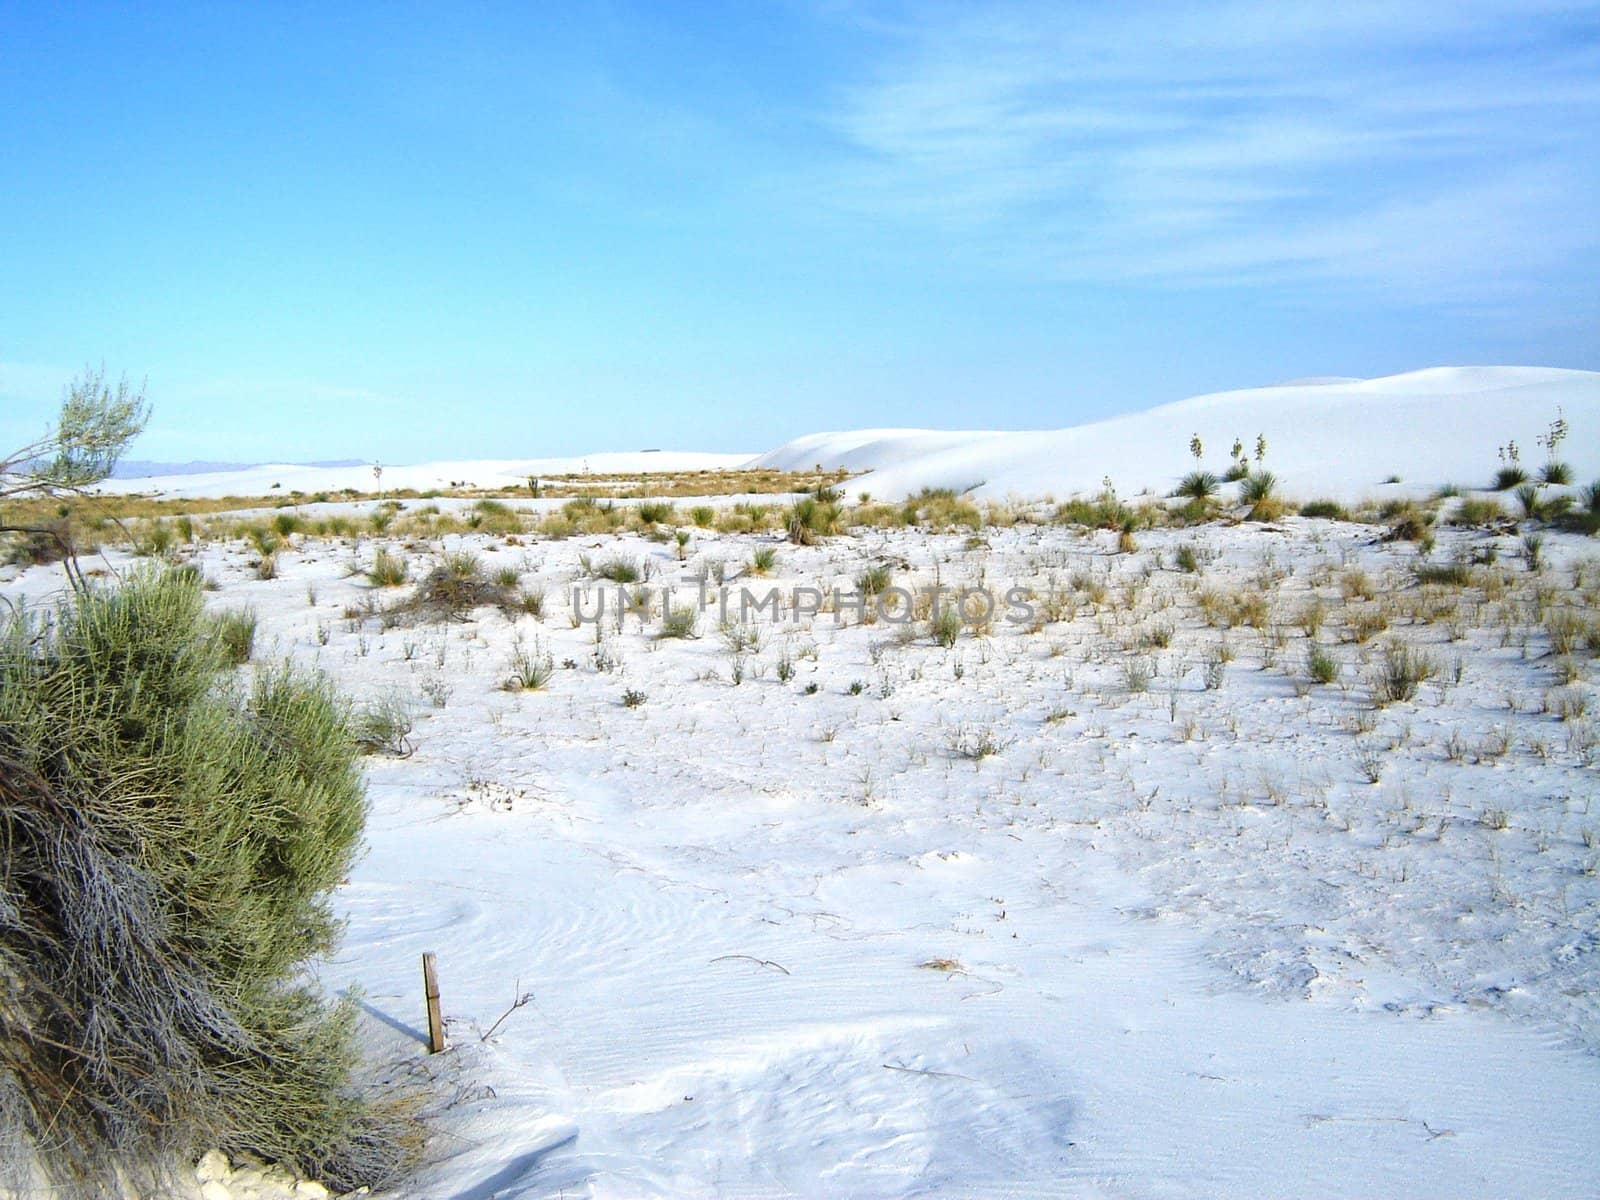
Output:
[
  {"left": 1514, "top": 483, "right": 1542, "bottom": 520},
  {"left": 1174, "top": 471, "right": 1220, "bottom": 501},
  {"left": 1240, "top": 471, "right": 1277, "bottom": 504}
]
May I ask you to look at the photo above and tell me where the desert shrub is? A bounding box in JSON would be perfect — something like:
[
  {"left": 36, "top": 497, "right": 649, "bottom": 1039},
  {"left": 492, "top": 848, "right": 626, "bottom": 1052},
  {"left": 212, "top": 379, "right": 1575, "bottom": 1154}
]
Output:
[
  {"left": 272, "top": 512, "right": 302, "bottom": 538},
  {"left": 0, "top": 570, "right": 412, "bottom": 1197},
  {"left": 368, "top": 549, "right": 409, "bottom": 587},
  {"left": 409, "top": 550, "right": 506, "bottom": 620},
  {"left": 635, "top": 500, "right": 675, "bottom": 525},
  {"left": 659, "top": 605, "right": 698, "bottom": 639},
  {"left": 592, "top": 555, "right": 642, "bottom": 583},
  {"left": 1582, "top": 481, "right": 1600, "bottom": 516},
  {"left": 1541, "top": 460, "right": 1573, "bottom": 486},
  {"left": 510, "top": 587, "right": 545, "bottom": 619},
  {"left": 1415, "top": 561, "right": 1472, "bottom": 586},
  {"left": 1175, "top": 544, "right": 1200, "bottom": 573},
  {"left": 621, "top": 688, "right": 647, "bottom": 708},
  {"left": 469, "top": 498, "right": 524, "bottom": 535},
  {"left": 210, "top": 606, "right": 258, "bottom": 665},
  {"left": 248, "top": 526, "right": 280, "bottom": 557},
  {"left": 1306, "top": 646, "right": 1339, "bottom": 684},
  {"left": 505, "top": 639, "right": 554, "bottom": 691},
  {"left": 855, "top": 564, "right": 892, "bottom": 596},
  {"left": 1523, "top": 532, "right": 1545, "bottom": 570},
  {"left": 689, "top": 505, "right": 716, "bottom": 528},
  {"left": 1493, "top": 465, "right": 1529, "bottom": 490},
  {"left": 1371, "top": 641, "right": 1437, "bottom": 704},
  {"left": 3, "top": 517, "right": 79, "bottom": 567},
  {"left": 1383, "top": 502, "right": 1434, "bottom": 542},
  {"left": 352, "top": 692, "right": 415, "bottom": 755},
  {"left": 1449, "top": 496, "right": 1506, "bottom": 527},
  {"left": 749, "top": 547, "right": 778, "bottom": 575},
  {"left": 493, "top": 565, "right": 521, "bottom": 590},
  {"left": 900, "top": 487, "right": 981, "bottom": 530},
  {"left": 1299, "top": 499, "right": 1347, "bottom": 521},
  {"left": 930, "top": 604, "right": 963, "bottom": 648},
  {"left": 137, "top": 520, "right": 177, "bottom": 557}
]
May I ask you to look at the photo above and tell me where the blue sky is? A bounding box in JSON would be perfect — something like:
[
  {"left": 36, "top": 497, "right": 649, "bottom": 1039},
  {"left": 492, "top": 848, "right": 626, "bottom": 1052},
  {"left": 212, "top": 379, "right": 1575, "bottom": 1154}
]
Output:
[{"left": 2, "top": 1, "right": 1597, "bottom": 463}]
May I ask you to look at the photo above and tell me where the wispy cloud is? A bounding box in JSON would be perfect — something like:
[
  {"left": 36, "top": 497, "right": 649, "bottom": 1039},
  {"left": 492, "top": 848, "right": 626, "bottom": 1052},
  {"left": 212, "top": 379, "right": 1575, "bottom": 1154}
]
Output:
[{"left": 818, "top": 1, "right": 1600, "bottom": 300}]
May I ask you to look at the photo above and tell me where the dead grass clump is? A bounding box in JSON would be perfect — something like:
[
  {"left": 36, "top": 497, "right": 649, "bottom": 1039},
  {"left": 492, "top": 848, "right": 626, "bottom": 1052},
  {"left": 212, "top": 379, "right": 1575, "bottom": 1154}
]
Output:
[{"left": 404, "top": 550, "right": 510, "bottom": 620}]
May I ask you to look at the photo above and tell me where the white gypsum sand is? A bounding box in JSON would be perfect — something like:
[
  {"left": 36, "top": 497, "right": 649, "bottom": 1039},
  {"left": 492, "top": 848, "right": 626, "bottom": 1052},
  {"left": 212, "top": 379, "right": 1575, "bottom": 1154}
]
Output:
[{"left": 4, "top": 367, "right": 1599, "bottom": 1198}]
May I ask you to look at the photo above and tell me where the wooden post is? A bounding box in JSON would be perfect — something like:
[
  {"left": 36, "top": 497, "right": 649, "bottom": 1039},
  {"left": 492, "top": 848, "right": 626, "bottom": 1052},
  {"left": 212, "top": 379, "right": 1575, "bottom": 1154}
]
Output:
[{"left": 422, "top": 952, "right": 445, "bottom": 1053}]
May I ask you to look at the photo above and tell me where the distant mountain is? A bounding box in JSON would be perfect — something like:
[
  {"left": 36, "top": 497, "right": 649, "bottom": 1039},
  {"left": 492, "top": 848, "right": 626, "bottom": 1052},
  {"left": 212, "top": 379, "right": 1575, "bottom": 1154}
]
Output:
[{"left": 111, "top": 459, "right": 364, "bottom": 478}]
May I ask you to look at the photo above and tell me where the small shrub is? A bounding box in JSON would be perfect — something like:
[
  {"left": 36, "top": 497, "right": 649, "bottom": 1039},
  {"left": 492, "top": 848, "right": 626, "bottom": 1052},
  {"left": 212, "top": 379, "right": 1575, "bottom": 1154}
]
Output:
[
  {"left": 690, "top": 505, "right": 716, "bottom": 528},
  {"left": 1299, "top": 499, "right": 1347, "bottom": 520},
  {"left": 411, "top": 550, "right": 505, "bottom": 620},
  {"left": 493, "top": 565, "right": 521, "bottom": 590},
  {"left": 368, "top": 549, "right": 409, "bottom": 586},
  {"left": 1371, "top": 641, "right": 1437, "bottom": 704},
  {"left": 354, "top": 692, "right": 415, "bottom": 755},
  {"left": 621, "top": 688, "right": 648, "bottom": 708},
  {"left": 1384, "top": 502, "right": 1433, "bottom": 542},
  {"left": 1493, "top": 464, "right": 1529, "bottom": 490},
  {"left": 1121, "top": 657, "right": 1154, "bottom": 692},
  {"left": 636, "top": 500, "right": 675, "bottom": 525},
  {"left": 1450, "top": 496, "right": 1505, "bottom": 527},
  {"left": 1307, "top": 646, "right": 1338, "bottom": 684},
  {"left": 949, "top": 725, "right": 1010, "bottom": 760},
  {"left": 1580, "top": 481, "right": 1600, "bottom": 516},
  {"left": 594, "top": 555, "right": 642, "bottom": 584},
  {"left": 470, "top": 498, "right": 524, "bottom": 535},
  {"left": 749, "top": 547, "right": 778, "bottom": 575},
  {"left": 659, "top": 605, "right": 698, "bottom": 639},
  {"left": 1175, "top": 543, "right": 1200, "bottom": 573},
  {"left": 1523, "top": 533, "right": 1545, "bottom": 570},
  {"left": 855, "top": 564, "right": 892, "bottom": 596},
  {"left": 1541, "top": 460, "right": 1573, "bottom": 485},
  {"left": 1415, "top": 560, "right": 1472, "bottom": 586},
  {"left": 210, "top": 607, "right": 258, "bottom": 665},
  {"left": 511, "top": 588, "right": 546, "bottom": 619},
  {"left": 506, "top": 639, "right": 554, "bottom": 691},
  {"left": 930, "top": 605, "right": 963, "bottom": 648}
]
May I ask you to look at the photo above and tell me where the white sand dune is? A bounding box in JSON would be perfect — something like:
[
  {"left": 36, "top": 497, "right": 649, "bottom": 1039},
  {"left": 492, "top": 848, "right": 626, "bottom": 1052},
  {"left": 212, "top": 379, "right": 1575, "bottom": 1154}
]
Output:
[
  {"left": 755, "top": 366, "right": 1600, "bottom": 501},
  {"left": 104, "top": 365, "right": 1597, "bottom": 507}
]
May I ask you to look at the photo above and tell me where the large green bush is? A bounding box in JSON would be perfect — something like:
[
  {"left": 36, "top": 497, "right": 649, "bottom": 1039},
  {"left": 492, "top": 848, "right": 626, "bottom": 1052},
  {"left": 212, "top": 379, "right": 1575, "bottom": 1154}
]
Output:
[{"left": 0, "top": 568, "right": 411, "bottom": 1197}]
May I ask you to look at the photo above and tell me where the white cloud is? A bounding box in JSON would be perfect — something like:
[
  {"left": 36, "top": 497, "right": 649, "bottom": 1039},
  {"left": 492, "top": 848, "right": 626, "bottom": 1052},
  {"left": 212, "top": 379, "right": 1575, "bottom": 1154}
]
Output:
[{"left": 817, "top": 1, "right": 1600, "bottom": 299}]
